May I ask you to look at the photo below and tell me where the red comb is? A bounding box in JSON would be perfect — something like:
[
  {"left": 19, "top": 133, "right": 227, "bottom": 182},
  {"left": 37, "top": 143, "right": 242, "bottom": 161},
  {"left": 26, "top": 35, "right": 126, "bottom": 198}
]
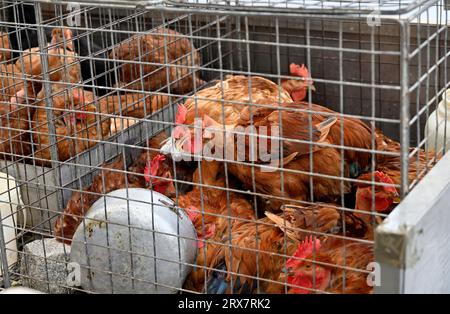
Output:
[
  {"left": 290, "top": 63, "right": 310, "bottom": 78},
  {"left": 286, "top": 235, "right": 321, "bottom": 268},
  {"left": 175, "top": 103, "right": 188, "bottom": 125},
  {"left": 144, "top": 164, "right": 151, "bottom": 183},
  {"left": 75, "top": 111, "right": 87, "bottom": 121},
  {"left": 374, "top": 171, "right": 395, "bottom": 185},
  {"left": 144, "top": 154, "right": 166, "bottom": 183},
  {"left": 71, "top": 89, "right": 85, "bottom": 104},
  {"left": 151, "top": 154, "right": 166, "bottom": 176}
]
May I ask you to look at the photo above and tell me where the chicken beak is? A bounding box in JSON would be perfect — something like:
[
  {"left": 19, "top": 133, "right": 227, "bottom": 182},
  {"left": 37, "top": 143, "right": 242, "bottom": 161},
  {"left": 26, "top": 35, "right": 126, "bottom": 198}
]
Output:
[
  {"left": 281, "top": 267, "right": 294, "bottom": 277},
  {"left": 389, "top": 188, "right": 401, "bottom": 204},
  {"left": 309, "top": 84, "right": 316, "bottom": 92},
  {"left": 160, "top": 137, "right": 175, "bottom": 155},
  {"left": 160, "top": 136, "right": 190, "bottom": 162},
  {"left": 176, "top": 134, "right": 190, "bottom": 152}
]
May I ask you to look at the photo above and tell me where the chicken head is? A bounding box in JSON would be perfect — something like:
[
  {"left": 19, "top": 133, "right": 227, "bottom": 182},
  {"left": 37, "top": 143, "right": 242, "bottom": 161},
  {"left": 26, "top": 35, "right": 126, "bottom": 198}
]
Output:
[
  {"left": 161, "top": 103, "right": 221, "bottom": 158},
  {"left": 283, "top": 236, "right": 331, "bottom": 294},
  {"left": 286, "top": 63, "right": 315, "bottom": 102},
  {"left": 144, "top": 153, "right": 175, "bottom": 196},
  {"left": 355, "top": 171, "right": 400, "bottom": 216}
]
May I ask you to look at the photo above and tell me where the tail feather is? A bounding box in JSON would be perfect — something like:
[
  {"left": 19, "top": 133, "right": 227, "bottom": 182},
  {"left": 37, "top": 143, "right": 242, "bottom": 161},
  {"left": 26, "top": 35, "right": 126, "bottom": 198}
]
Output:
[
  {"left": 264, "top": 211, "right": 297, "bottom": 242},
  {"left": 205, "top": 261, "right": 255, "bottom": 294},
  {"left": 206, "top": 261, "right": 228, "bottom": 294},
  {"left": 316, "top": 116, "right": 337, "bottom": 143}
]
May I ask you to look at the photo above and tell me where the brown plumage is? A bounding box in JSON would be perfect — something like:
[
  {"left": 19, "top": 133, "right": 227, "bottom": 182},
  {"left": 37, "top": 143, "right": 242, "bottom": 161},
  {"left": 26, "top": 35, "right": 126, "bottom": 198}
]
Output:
[
  {"left": 219, "top": 215, "right": 297, "bottom": 293},
  {"left": 265, "top": 203, "right": 371, "bottom": 242},
  {"left": 294, "top": 101, "right": 374, "bottom": 177},
  {"left": 15, "top": 28, "right": 81, "bottom": 84},
  {"left": 178, "top": 161, "right": 256, "bottom": 234},
  {"left": 269, "top": 237, "right": 374, "bottom": 294},
  {"left": 32, "top": 86, "right": 110, "bottom": 164},
  {"left": 218, "top": 104, "right": 348, "bottom": 211},
  {"left": 217, "top": 202, "right": 371, "bottom": 294},
  {"left": 180, "top": 161, "right": 256, "bottom": 293},
  {"left": 181, "top": 63, "right": 315, "bottom": 126},
  {"left": 109, "top": 28, "right": 203, "bottom": 94},
  {"left": 183, "top": 75, "right": 294, "bottom": 125},
  {"left": 229, "top": 149, "right": 345, "bottom": 212},
  {"left": 99, "top": 92, "right": 170, "bottom": 118},
  {"left": 0, "top": 63, "right": 40, "bottom": 106},
  {"left": 0, "top": 32, "right": 11, "bottom": 62},
  {"left": 375, "top": 130, "right": 441, "bottom": 191},
  {"left": 99, "top": 92, "right": 171, "bottom": 134},
  {"left": 222, "top": 101, "right": 373, "bottom": 211},
  {"left": 318, "top": 238, "right": 374, "bottom": 294},
  {"left": 0, "top": 63, "right": 38, "bottom": 157}
]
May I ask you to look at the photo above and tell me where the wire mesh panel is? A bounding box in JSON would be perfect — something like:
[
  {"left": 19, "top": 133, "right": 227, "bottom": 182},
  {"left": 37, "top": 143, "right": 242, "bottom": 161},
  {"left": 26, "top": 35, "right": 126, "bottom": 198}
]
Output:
[
  {"left": 0, "top": 0, "right": 449, "bottom": 294},
  {"left": 168, "top": 0, "right": 432, "bottom": 15}
]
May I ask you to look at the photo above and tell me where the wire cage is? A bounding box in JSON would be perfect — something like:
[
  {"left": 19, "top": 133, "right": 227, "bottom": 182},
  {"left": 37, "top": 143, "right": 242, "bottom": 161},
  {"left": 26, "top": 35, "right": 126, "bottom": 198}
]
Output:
[{"left": 0, "top": 0, "right": 449, "bottom": 294}]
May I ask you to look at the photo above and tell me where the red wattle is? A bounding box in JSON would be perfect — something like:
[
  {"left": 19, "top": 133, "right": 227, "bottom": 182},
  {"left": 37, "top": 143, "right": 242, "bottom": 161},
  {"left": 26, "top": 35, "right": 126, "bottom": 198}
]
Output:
[
  {"left": 288, "top": 275, "right": 312, "bottom": 294},
  {"left": 375, "top": 197, "right": 393, "bottom": 213},
  {"left": 291, "top": 89, "right": 307, "bottom": 102}
]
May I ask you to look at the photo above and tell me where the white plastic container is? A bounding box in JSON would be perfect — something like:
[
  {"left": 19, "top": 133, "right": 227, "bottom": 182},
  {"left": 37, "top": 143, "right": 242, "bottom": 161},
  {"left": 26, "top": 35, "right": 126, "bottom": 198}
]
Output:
[
  {"left": 425, "top": 88, "right": 450, "bottom": 153},
  {"left": 70, "top": 188, "right": 197, "bottom": 294},
  {"left": 0, "top": 172, "right": 23, "bottom": 273}
]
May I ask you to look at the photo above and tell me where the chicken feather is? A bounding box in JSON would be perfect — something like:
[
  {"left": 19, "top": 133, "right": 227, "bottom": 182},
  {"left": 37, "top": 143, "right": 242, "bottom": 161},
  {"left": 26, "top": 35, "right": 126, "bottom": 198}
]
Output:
[{"left": 109, "top": 28, "right": 203, "bottom": 94}]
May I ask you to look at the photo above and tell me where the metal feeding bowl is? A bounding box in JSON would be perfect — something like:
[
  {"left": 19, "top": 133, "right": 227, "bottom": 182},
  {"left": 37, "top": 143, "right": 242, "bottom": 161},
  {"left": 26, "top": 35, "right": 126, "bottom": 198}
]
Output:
[{"left": 70, "top": 188, "right": 197, "bottom": 294}]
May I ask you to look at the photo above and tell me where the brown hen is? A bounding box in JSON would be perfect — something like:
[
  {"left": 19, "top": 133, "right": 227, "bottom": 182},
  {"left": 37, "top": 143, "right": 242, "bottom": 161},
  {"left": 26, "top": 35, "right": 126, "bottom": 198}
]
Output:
[
  {"left": 0, "top": 62, "right": 42, "bottom": 157},
  {"left": 268, "top": 236, "right": 374, "bottom": 294},
  {"left": 374, "top": 130, "right": 441, "bottom": 191},
  {"left": 32, "top": 86, "right": 110, "bottom": 164},
  {"left": 181, "top": 64, "right": 314, "bottom": 126},
  {"left": 99, "top": 92, "right": 170, "bottom": 118},
  {"left": 0, "top": 32, "right": 11, "bottom": 62},
  {"left": 109, "top": 28, "right": 203, "bottom": 94},
  {"left": 15, "top": 28, "right": 81, "bottom": 84},
  {"left": 217, "top": 200, "right": 373, "bottom": 294},
  {"left": 206, "top": 103, "right": 347, "bottom": 211}
]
